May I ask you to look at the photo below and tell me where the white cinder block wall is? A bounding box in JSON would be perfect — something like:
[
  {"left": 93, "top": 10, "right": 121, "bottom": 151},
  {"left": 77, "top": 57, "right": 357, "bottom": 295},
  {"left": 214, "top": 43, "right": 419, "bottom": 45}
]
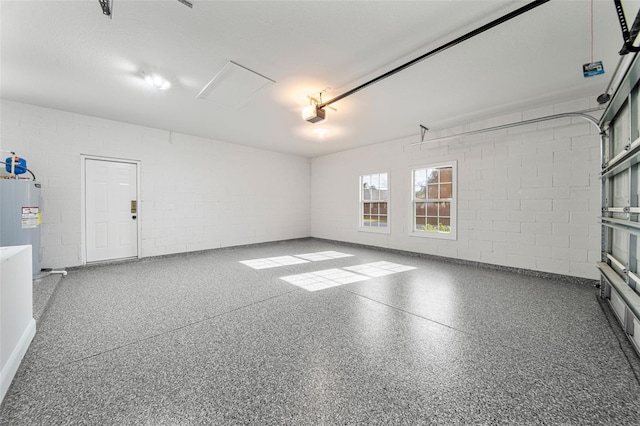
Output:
[
  {"left": 0, "top": 100, "right": 311, "bottom": 268},
  {"left": 311, "top": 97, "right": 602, "bottom": 279}
]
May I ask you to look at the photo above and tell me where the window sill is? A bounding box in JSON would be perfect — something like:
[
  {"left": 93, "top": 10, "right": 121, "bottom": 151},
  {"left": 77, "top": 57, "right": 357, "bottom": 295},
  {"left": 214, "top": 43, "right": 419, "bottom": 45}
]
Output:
[
  {"left": 358, "top": 226, "right": 390, "bottom": 235},
  {"left": 409, "top": 230, "right": 457, "bottom": 240}
]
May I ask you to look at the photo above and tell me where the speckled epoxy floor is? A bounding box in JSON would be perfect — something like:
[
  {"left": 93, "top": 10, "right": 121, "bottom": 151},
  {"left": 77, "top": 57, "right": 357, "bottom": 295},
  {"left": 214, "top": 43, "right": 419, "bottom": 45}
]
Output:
[{"left": 2, "top": 238, "right": 640, "bottom": 425}]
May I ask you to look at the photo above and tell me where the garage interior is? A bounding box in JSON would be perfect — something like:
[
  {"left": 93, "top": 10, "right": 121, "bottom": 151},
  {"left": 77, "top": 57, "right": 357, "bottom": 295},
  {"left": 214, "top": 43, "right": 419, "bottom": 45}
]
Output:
[{"left": 2, "top": 0, "right": 640, "bottom": 423}]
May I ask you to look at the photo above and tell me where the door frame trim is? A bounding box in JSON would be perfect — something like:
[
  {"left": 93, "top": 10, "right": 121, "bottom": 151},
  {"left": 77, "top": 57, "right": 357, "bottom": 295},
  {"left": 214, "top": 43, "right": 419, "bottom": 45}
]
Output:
[{"left": 81, "top": 155, "right": 141, "bottom": 265}]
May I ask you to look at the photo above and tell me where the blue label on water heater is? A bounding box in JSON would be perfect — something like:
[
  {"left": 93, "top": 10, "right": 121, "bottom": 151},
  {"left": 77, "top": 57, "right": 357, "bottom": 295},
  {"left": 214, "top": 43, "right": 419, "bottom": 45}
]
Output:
[{"left": 583, "top": 61, "right": 605, "bottom": 77}]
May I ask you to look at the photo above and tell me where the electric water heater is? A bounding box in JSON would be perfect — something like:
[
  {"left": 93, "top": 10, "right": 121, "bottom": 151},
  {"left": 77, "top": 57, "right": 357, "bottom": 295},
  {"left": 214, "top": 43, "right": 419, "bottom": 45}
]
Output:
[{"left": 0, "top": 179, "right": 42, "bottom": 276}]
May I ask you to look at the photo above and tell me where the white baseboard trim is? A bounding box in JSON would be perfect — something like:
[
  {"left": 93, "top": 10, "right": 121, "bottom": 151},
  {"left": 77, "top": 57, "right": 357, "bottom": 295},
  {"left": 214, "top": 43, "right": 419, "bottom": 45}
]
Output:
[{"left": 0, "top": 318, "right": 36, "bottom": 404}]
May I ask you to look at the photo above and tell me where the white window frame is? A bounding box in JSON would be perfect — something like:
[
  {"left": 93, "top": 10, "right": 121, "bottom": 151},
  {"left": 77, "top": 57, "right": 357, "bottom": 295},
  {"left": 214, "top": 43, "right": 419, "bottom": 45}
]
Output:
[
  {"left": 410, "top": 160, "right": 457, "bottom": 240},
  {"left": 358, "top": 171, "right": 390, "bottom": 234}
]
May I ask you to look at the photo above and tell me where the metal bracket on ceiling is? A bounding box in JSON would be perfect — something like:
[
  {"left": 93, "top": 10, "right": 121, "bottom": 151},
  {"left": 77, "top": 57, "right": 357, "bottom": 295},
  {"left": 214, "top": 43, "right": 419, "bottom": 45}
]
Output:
[
  {"left": 307, "top": 94, "right": 337, "bottom": 112},
  {"left": 614, "top": 0, "right": 640, "bottom": 53},
  {"left": 99, "top": 0, "right": 192, "bottom": 18},
  {"left": 420, "top": 125, "right": 429, "bottom": 142},
  {"left": 98, "top": 0, "right": 111, "bottom": 17}
]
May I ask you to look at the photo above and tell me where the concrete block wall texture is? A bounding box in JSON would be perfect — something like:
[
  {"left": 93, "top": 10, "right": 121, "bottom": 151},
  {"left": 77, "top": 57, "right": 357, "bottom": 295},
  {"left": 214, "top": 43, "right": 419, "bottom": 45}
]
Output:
[
  {"left": 1, "top": 96, "right": 602, "bottom": 278},
  {"left": 310, "top": 97, "right": 602, "bottom": 279},
  {"left": 0, "top": 100, "right": 311, "bottom": 269}
]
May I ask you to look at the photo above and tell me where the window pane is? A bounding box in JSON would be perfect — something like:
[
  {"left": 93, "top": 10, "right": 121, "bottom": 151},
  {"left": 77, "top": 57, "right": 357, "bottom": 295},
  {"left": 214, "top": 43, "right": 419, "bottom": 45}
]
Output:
[
  {"left": 416, "top": 202, "right": 426, "bottom": 216},
  {"left": 372, "top": 203, "right": 379, "bottom": 214},
  {"left": 368, "top": 185, "right": 377, "bottom": 201},
  {"left": 440, "top": 202, "right": 451, "bottom": 216},
  {"left": 440, "top": 183, "right": 452, "bottom": 199},
  {"left": 371, "top": 174, "right": 380, "bottom": 191},
  {"left": 427, "top": 216, "right": 439, "bottom": 226},
  {"left": 427, "top": 169, "right": 438, "bottom": 184},
  {"left": 426, "top": 202, "right": 437, "bottom": 216},
  {"left": 610, "top": 230, "right": 627, "bottom": 277},
  {"left": 415, "top": 216, "right": 425, "bottom": 227},
  {"left": 637, "top": 84, "right": 640, "bottom": 141},
  {"left": 380, "top": 202, "right": 388, "bottom": 215},
  {"left": 363, "top": 215, "right": 371, "bottom": 226},
  {"left": 440, "top": 167, "right": 452, "bottom": 183},
  {"left": 428, "top": 185, "right": 438, "bottom": 199},
  {"left": 379, "top": 215, "right": 388, "bottom": 227},
  {"left": 613, "top": 101, "right": 631, "bottom": 156},
  {"left": 362, "top": 175, "right": 372, "bottom": 200},
  {"left": 379, "top": 188, "right": 388, "bottom": 201},
  {"left": 612, "top": 228, "right": 629, "bottom": 261},
  {"left": 635, "top": 237, "right": 640, "bottom": 294},
  {"left": 440, "top": 217, "right": 451, "bottom": 227},
  {"left": 414, "top": 169, "right": 426, "bottom": 200},
  {"left": 611, "top": 229, "right": 628, "bottom": 278},
  {"left": 636, "top": 163, "right": 640, "bottom": 198},
  {"left": 379, "top": 173, "right": 388, "bottom": 190},
  {"left": 363, "top": 203, "right": 371, "bottom": 214},
  {"left": 362, "top": 176, "right": 371, "bottom": 201},
  {"left": 612, "top": 170, "right": 629, "bottom": 208}
]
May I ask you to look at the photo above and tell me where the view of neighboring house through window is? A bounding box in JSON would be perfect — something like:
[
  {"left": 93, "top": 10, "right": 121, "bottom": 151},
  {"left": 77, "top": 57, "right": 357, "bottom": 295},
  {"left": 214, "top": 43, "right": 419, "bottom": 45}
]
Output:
[
  {"left": 360, "top": 172, "right": 389, "bottom": 233},
  {"left": 412, "top": 162, "right": 456, "bottom": 240}
]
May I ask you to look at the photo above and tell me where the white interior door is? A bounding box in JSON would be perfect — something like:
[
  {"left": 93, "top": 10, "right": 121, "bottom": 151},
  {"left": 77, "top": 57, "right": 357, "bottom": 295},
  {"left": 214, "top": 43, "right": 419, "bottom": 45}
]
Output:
[{"left": 85, "top": 159, "right": 138, "bottom": 263}]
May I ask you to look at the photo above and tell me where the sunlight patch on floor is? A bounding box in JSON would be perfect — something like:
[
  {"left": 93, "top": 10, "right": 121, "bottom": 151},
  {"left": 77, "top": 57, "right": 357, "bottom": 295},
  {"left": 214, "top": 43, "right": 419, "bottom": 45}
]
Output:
[
  {"left": 293, "top": 251, "right": 354, "bottom": 261},
  {"left": 239, "top": 256, "right": 309, "bottom": 269},
  {"left": 280, "top": 268, "right": 370, "bottom": 291},
  {"left": 344, "top": 261, "right": 416, "bottom": 277},
  {"left": 280, "top": 262, "right": 416, "bottom": 291},
  {"left": 240, "top": 251, "right": 352, "bottom": 269}
]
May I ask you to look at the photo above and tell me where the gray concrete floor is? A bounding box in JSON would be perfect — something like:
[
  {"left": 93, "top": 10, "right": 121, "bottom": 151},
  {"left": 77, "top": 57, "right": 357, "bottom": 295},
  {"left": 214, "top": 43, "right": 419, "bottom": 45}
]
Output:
[
  {"left": 2, "top": 238, "right": 640, "bottom": 425},
  {"left": 32, "top": 273, "right": 63, "bottom": 321}
]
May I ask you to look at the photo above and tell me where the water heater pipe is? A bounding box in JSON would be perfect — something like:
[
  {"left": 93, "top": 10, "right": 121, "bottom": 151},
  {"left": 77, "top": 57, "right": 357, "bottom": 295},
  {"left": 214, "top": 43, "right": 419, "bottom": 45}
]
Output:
[
  {"left": 0, "top": 150, "right": 17, "bottom": 176},
  {"left": 0, "top": 162, "right": 37, "bottom": 181}
]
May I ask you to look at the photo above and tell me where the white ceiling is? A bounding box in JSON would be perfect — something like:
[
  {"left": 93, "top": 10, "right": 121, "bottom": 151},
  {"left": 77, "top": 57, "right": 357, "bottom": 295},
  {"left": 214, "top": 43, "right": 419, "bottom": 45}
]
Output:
[{"left": 1, "top": 0, "right": 638, "bottom": 158}]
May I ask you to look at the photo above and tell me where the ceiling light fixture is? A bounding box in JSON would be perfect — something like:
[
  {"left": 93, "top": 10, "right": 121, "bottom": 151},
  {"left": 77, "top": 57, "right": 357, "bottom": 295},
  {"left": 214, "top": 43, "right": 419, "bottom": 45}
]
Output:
[
  {"left": 302, "top": 104, "right": 325, "bottom": 123},
  {"left": 302, "top": 92, "right": 333, "bottom": 123},
  {"left": 145, "top": 74, "right": 171, "bottom": 90}
]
